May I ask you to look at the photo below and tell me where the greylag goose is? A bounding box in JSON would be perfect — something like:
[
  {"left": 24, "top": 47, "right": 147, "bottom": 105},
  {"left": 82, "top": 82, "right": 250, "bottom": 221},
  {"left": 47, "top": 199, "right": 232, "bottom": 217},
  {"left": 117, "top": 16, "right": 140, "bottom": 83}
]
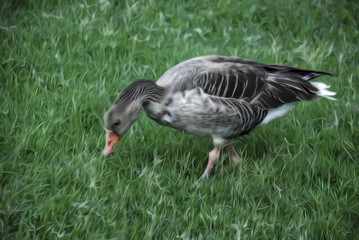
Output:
[{"left": 103, "top": 56, "right": 335, "bottom": 179}]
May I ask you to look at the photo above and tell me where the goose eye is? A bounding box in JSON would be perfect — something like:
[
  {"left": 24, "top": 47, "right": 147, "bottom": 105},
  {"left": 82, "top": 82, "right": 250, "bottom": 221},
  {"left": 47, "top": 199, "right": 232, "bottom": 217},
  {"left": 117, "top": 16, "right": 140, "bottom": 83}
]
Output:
[{"left": 113, "top": 120, "right": 121, "bottom": 127}]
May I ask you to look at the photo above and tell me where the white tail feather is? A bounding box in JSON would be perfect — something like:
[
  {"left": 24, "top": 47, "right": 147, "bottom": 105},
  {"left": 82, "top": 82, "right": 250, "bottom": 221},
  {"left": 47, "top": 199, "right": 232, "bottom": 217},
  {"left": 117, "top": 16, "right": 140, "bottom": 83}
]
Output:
[
  {"left": 312, "top": 82, "right": 336, "bottom": 100},
  {"left": 260, "top": 82, "right": 336, "bottom": 126},
  {"left": 260, "top": 103, "right": 296, "bottom": 126}
]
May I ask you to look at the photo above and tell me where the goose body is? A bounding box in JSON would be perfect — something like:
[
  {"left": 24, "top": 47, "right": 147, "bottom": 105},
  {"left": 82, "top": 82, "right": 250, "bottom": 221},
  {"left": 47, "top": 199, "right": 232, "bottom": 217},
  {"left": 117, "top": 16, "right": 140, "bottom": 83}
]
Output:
[
  {"left": 144, "top": 86, "right": 266, "bottom": 139},
  {"left": 104, "top": 56, "right": 335, "bottom": 179}
]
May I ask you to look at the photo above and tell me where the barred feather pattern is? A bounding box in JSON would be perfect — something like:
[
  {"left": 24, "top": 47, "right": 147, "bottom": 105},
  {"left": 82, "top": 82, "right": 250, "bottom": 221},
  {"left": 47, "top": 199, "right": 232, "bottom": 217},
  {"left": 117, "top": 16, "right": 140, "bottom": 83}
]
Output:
[
  {"left": 115, "top": 79, "right": 165, "bottom": 104},
  {"left": 158, "top": 56, "right": 332, "bottom": 110},
  {"left": 207, "top": 96, "right": 268, "bottom": 137},
  {"left": 108, "top": 55, "right": 334, "bottom": 141}
]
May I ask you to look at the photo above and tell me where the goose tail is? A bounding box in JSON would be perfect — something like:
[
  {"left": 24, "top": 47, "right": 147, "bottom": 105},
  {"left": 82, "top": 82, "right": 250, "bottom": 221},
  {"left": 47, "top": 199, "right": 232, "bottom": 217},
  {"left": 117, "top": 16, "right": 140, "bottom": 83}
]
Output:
[{"left": 312, "top": 82, "right": 337, "bottom": 100}]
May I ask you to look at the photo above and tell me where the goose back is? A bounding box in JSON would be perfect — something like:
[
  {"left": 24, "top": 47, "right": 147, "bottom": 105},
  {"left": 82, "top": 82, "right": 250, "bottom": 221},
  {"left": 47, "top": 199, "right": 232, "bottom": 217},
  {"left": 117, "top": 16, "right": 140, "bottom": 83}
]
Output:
[{"left": 156, "top": 56, "right": 332, "bottom": 109}]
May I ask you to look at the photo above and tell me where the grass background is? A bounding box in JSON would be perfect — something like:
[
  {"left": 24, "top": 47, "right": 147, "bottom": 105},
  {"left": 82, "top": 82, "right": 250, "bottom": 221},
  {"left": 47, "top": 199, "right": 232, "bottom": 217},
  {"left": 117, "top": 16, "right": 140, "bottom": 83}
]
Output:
[{"left": 1, "top": 0, "right": 359, "bottom": 239}]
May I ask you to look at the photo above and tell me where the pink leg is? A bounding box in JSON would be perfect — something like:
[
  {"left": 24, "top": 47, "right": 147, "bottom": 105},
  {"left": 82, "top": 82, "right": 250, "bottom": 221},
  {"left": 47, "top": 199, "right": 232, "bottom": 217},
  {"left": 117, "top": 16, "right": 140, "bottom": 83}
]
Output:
[
  {"left": 200, "top": 147, "right": 221, "bottom": 179},
  {"left": 227, "top": 141, "right": 241, "bottom": 166}
]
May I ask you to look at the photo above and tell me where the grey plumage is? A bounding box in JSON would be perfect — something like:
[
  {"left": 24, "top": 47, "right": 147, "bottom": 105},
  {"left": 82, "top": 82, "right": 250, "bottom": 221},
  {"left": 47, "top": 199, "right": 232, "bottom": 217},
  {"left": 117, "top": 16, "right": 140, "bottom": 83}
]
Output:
[
  {"left": 143, "top": 55, "right": 334, "bottom": 138},
  {"left": 104, "top": 55, "right": 335, "bottom": 179}
]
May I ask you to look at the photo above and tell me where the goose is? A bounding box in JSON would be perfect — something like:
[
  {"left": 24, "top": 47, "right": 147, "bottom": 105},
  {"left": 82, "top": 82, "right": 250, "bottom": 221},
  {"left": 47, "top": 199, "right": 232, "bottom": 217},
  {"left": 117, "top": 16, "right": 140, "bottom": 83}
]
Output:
[{"left": 103, "top": 56, "right": 335, "bottom": 179}]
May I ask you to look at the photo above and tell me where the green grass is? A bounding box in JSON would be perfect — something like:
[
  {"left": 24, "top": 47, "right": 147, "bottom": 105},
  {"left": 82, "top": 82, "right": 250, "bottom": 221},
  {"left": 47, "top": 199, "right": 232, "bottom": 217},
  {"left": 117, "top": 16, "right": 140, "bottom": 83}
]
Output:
[{"left": 1, "top": 0, "right": 359, "bottom": 239}]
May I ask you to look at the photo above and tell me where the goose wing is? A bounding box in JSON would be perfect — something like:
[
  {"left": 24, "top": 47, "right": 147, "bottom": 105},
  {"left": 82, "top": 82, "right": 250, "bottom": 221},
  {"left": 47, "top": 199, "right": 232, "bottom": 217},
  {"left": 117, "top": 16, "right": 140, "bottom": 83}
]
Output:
[{"left": 160, "top": 56, "right": 332, "bottom": 109}]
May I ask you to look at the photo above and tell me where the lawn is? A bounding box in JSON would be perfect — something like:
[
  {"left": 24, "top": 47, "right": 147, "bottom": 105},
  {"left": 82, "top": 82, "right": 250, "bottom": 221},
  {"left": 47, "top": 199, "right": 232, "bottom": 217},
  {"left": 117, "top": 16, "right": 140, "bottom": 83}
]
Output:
[{"left": 1, "top": 0, "right": 359, "bottom": 239}]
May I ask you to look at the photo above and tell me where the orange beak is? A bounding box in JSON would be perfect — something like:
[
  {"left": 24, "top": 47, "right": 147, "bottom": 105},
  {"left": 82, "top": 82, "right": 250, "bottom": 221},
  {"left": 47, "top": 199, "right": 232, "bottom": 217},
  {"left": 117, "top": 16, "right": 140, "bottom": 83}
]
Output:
[{"left": 103, "top": 130, "right": 121, "bottom": 156}]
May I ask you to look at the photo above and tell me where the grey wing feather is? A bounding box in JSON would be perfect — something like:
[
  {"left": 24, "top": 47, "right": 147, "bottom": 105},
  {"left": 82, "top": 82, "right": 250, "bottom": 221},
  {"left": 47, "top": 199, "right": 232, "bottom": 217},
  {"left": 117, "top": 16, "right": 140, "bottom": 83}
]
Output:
[
  {"left": 164, "top": 56, "right": 332, "bottom": 110},
  {"left": 193, "top": 63, "right": 266, "bottom": 100}
]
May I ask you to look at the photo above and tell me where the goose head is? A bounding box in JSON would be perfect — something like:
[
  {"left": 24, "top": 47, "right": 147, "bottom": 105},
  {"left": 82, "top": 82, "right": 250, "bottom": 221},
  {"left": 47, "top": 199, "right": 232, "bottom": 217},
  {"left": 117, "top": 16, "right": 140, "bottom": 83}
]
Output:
[
  {"left": 103, "top": 100, "right": 142, "bottom": 156},
  {"left": 103, "top": 79, "right": 165, "bottom": 156}
]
